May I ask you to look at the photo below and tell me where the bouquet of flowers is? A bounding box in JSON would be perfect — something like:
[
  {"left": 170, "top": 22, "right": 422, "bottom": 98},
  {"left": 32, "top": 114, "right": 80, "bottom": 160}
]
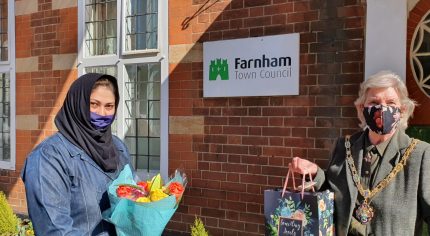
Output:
[{"left": 103, "top": 164, "right": 187, "bottom": 236}]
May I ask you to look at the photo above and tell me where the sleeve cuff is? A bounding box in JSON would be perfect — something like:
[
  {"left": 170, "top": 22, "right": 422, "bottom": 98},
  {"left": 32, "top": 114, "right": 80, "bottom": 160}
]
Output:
[{"left": 312, "top": 167, "right": 325, "bottom": 190}]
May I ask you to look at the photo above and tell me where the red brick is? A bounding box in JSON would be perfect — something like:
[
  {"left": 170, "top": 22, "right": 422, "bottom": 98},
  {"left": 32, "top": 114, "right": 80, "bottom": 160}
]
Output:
[
  {"left": 244, "top": 16, "right": 271, "bottom": 27},
  {"left": 262, "top": 107, "right": 291, "bottom": 116},
  {"left": 239, "top": 212, "right": 264, "bottom": 224},
  {"left": 220, "top": 201, "right": 247, "bottom": 212},
  {"left": 337, "top": 6, "right": 365, "bottom": 18},
  {"left": 201, "top": 208, "right": 226, "bottom": 218},
  {"left": 223, "top": 145, "right": 249, "bottom": 155},
  {"left": 308, "top": 128, "right": 340, "bottom": 138},
  {"left": 241, "top": 117, "right": 268, "bottom": 126},
  {"left": 222, "top": 108, "right": 247, "bottom": 116},
  {"left": 250, "top": 6, "right": 264, "bottom": 17},
  {"left": 205, "top": 117, "right": 228, "bottom": 125},
  {"left": 222, "top": 163, "right": 247, "bottom": 173},
  {"left": 192, "top": 179, "right": 221, "bottom": 190},
  {"left": 202, "top": 171, "right": 227, "bottom": 181},
  {"left": 227, "top": 155, "right": 241, "bottom": 164},
  {"left": 264, "top": 3, "right": 293, "bottom": 15},
  {"left": 264, "top": 24, "right": 294, "bottom": 35},
  {"left": 245, "top": 0, "right": 271, "bottom": 7},
  {"left": 241, "top": 156, "right": 265, "bottom": 166},
  {"left": 294, "top": 2, "right": 310, "bottom": 12},
  {"left": 262, "top": 146, "right": 290, "bottom": 157},
  {"left": 262, "top": 127, "right": 291, "bottom": 136},
  {"left": 242, "top": 136, "right": 268, "bottom": 145}
]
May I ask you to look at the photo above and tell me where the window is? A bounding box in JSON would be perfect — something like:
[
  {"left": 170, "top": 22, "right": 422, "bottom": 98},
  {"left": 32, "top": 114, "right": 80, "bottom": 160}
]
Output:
[
  {"left": 85, "top": 0, "right": 117, "bottom": 56},
  {"left": 124, "top": 0, "right": 158, "bottom": 52},
  {"left": 78, "top": 0, "right": 168, "bottom": 178},
  {"left": 411, "top": 11, "right": 430, "bottom": 98},
  {"left": 0, "top": 0, "right": 15, "bottom": 170},
  {"left": 124, "top": 63, "right": 161, "bottom": 171}
]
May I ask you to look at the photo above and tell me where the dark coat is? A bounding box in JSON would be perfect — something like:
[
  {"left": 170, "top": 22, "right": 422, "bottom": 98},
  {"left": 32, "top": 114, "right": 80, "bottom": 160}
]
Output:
[{"left": 314, "top": 129, "right": 430, "bottom": 236}]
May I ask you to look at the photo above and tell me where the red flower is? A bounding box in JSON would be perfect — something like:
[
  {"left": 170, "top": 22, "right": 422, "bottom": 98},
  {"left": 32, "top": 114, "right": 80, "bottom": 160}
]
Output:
[
  {"left": 166, "top": 182, "right": 184, "bottom": 201},
  {"left": 137, "top": 181, "right": 149, "bottom": 192},
  {"left": 116, "top": 186, "right": 133, "bottom": 198},
  {"left": 116, "top": 184, "right": 147, "bottom": 201}
]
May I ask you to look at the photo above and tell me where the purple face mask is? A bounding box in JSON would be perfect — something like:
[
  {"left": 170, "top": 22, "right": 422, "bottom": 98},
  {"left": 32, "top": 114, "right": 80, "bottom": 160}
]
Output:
[{"left": 90, "top": 112, "right": 114, "bottom": 129}]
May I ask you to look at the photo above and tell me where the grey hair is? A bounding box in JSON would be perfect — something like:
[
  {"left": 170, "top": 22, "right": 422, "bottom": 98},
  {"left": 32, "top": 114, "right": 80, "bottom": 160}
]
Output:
[{"left": 354, "top": 70, "right": 417, "bottom": 130}]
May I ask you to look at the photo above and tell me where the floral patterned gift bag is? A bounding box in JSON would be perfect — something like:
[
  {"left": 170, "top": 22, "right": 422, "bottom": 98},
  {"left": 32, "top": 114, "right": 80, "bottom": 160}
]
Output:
[{"left": 264, "top": 167, "right": 334, "bottom": 236}]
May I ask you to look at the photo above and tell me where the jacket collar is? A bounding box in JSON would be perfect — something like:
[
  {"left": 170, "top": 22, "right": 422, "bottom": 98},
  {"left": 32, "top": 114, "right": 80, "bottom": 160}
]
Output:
[
  {"left": 346, "top": 129, "right": 411, "bottom": 188},
  {"left": 57, "top": 132, "right": 125, "bottom": 177},
  {"left": 372, "top": 129, "right": 411, "bottom": 187},
  {"left": 57, "top": 132, "right": 85, "bottom": 157}
]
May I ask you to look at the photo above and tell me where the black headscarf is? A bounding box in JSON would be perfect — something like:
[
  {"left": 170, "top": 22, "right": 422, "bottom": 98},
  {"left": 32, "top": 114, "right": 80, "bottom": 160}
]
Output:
[{"left": 55, "top": 73, "right": 120, "bottom": 172}]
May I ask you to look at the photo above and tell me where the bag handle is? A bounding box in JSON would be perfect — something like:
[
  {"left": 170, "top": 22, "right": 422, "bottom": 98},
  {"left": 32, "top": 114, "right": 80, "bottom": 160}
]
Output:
[{"left": 282, "top": 163, "right": 315, "bottom": 199}]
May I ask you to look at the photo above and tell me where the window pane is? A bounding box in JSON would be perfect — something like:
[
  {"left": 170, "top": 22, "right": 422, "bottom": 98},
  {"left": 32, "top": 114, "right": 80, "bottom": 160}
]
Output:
[
  {"left": 85, "top": 0, "right": 117, "bottom": 56},
  {"left": 0, "top": 73, "right": 10, "bottom": 161},
  {"left": 85, "top": 65, "right": 117, "bottom": 77},
  {"left": 148, "top": 120, "right": 159, "bottom": 136},
  {"left": 124, "top": 63, "right": 161, "bottom": 171},
  {"left": 0, "top": 0, "right": 8, "bottom": 61},
  {"left": 125, "top": 0, "right": 158, "bottom": 51}
]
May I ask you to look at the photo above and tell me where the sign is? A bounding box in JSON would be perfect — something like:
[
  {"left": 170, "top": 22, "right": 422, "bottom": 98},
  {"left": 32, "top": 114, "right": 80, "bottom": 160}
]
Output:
[
  {"left": 278, "top": 217, "right": 303, "bottom": 236},
  {"left": 203, "top": 33, "right": 300, "bottom": 97}
]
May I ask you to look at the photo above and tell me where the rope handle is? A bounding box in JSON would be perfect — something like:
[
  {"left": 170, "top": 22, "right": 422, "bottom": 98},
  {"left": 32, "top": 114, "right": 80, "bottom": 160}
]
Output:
[{"left": 282, "top": 163, "right": 316, "bottom": 199}]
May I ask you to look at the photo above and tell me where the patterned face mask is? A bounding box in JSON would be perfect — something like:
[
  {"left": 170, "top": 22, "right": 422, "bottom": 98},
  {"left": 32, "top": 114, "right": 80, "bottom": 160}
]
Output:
[{"left": 362, "top": 105, "right": 401, "bottom": 135}]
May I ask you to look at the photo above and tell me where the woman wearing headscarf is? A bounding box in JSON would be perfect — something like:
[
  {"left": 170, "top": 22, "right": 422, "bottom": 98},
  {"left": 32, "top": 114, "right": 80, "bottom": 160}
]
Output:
[
  {"left": 290, "top": 71, "right": 430, "bottom": 235},
  {"left": 22, "top": 73, "right": 131, "bottom": 235}
]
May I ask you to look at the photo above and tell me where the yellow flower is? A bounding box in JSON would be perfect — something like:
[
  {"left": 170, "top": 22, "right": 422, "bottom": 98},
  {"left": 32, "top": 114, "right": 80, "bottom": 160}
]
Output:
[
  {"left": 136, "top": 197, "right": 151, "bottom": 203},
  {"left": 26, "top": 230, "right": 34, "bottom": 236},
  {"left": 150, "top": 189, "right": 169, "bottom": 202}
]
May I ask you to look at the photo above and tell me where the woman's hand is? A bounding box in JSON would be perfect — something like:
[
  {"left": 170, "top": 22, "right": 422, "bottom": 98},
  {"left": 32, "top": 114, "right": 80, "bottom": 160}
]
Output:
[{"left": 289, "top": 157, "right": 318, "bottom": 176}]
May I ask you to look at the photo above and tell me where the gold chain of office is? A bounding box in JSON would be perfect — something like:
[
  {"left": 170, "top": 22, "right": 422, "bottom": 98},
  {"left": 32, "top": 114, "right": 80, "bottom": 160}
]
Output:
[{"left": 344, "top": 135, "right": 418, "bottom": 224}]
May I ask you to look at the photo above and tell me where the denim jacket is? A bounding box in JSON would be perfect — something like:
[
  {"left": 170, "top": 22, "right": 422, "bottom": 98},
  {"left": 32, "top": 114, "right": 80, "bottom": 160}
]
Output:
[{"left": 22, "top": 133, "right": 131, "bottom": 236}]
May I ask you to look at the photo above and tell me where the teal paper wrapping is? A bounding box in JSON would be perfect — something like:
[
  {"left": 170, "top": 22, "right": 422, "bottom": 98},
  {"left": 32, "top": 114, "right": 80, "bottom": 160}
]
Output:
[{"left": 103, "top": 164, "right": 183, "bottom": 236}]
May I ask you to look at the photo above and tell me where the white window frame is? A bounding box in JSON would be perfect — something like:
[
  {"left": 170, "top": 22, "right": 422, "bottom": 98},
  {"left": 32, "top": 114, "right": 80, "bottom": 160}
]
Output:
[
  {"left": 77, "top": 0, "right": 168, "bottom": 179},
  {"left": 0, "top": 0, "right": 16, "bottom": 170}
]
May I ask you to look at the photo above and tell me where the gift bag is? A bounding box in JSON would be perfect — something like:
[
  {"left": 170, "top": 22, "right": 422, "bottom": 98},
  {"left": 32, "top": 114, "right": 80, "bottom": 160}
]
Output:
[{"left": 264, "top": 166, "right": 334, "bottom": 236}]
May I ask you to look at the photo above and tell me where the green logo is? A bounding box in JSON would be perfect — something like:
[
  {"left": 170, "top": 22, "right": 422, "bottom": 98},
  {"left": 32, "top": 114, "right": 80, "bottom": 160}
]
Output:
[{"left": 209, "top": 58, "right": 229, "bottom": 81}]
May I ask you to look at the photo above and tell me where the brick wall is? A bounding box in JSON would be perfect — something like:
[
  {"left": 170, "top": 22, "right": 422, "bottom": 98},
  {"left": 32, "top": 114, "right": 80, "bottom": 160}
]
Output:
[
  {"left": 0, "top": 0, "right": 77, "bottom": 214},
  {"left": 167, "top": 0, "right": 365, "bottom": 235}
]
